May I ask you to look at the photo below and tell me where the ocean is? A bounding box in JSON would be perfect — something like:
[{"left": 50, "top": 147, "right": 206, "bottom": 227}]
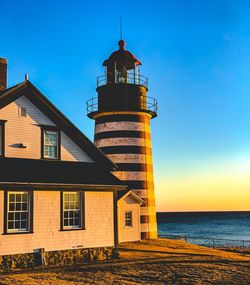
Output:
[{"left": 157, "top": 211, "right": 250, "bottom": 247}]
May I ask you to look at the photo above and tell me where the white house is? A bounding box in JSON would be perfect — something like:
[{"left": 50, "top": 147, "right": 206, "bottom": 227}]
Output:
[{"left": 0, "top": 58, "right": 143, "bottom": 269}]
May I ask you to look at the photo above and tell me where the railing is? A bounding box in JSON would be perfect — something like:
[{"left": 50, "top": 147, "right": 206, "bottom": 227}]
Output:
[
  {"left": 86, "top": 96, "right": 158, "bottom": 115},
  {"left": 159, "top": 234, "right": 250, "bottom": 251},
  {"left": 96, "top": 72, "right": 148, "bottom": 88},
  {"left": 141, "top": 96, "right": 158, "bottom": 113},
  {"left": 96, "top": 75, "right": 107, "bottom": 87},
  {"left": 86, "top": 97, "right": 98, "bottom": 114}
]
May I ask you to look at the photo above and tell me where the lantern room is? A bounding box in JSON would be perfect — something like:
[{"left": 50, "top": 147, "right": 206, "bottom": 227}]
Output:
[
  {"left": 102, "top": 39, "right": 143, "bottom": 85},
  {"left": 87, "top": 40, "right": 157, "bottom": 119}
]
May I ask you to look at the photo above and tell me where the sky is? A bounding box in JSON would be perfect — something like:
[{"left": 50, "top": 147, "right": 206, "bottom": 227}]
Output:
[{"left": 1, "top": 0, "right": 250, "bottom": 211}]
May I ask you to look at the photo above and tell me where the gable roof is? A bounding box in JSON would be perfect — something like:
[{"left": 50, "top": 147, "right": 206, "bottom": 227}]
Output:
[
  {"left": 0, "top": 80, "right": 116, "bottom": 170},
  {"left": 0, "top": 157, "right": 126, "bottom": 190},
  {"left": 118, "top": 190, "right": 144, "bottom": 205}
]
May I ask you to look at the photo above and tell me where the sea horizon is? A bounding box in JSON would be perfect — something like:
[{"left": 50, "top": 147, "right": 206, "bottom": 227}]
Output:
[{"left": 157, "top": 211, "right": 250, "bottom": 246}]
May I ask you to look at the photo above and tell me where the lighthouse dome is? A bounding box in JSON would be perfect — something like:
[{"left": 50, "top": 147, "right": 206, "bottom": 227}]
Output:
[{"left": 102, "top": 40, "right": 141, "bottom": 70}]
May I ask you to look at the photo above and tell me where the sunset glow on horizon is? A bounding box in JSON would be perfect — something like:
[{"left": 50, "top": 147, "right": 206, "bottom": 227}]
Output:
[{"left": 155, "top": 155, "right": 250, "bottom": 212}]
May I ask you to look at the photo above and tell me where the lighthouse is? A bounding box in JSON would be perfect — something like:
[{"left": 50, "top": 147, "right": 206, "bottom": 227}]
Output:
[{"left": 87, "top": 40, "right": 158, "bottom": 239}]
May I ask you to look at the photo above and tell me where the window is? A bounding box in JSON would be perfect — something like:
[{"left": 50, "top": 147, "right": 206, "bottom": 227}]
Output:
[
  {"left": 62, "top": 192, "right": 84, "bottom": 230},
  {"left": 0, "top": 120, "right": 5, "bottom": 156},
  {"left": 5, "top": 191, "right": 33, "bottom": 233},
  {"left": 41, "top": 127, "right": 61, "bottom": 160},
  {"left": 125, "top": 211, "right": 132, "bottom": 227},
  {"left": 116, "top": 66, "right": 128, "bottom": 83},
  {"left": 44, "top": 130, "right": 58, "bottom": 159},
  {"left": 20, "top": 107, "right": 27, "bottom": 117}
]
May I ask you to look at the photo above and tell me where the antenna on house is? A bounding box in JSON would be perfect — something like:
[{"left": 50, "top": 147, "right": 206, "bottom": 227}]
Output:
[
  {"left": 25, "top": 74, "right": 29, "bottom": 81},
  {"left": 120, "top": 15, "right": 123, "bottom": 40}
]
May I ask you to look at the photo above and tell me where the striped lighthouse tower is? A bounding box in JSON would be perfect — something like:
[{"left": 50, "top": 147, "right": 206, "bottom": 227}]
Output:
[{"left": 87, "top": 40, "right": 158, "bottom": 239}]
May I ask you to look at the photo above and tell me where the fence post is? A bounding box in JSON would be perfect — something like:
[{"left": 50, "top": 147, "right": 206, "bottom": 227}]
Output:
[
  {"left": 242, "top": 240, "right": 245, "bottom": 251},
  {"left": 212, "top": 239, "right": 215, "bottom": 248}
]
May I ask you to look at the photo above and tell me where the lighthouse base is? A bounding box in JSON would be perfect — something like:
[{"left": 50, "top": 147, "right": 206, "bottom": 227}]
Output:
[{"left": 141, "top": 231, "right": 158, "bottom": 239}]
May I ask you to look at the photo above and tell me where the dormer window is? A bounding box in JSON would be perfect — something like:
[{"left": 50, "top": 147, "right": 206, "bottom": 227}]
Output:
[
  {"left": 41, "top": 126, "right": 61, "bottom": 160},
  {"left": 0, "top": 120, "right": 6, "bottom": 157}
]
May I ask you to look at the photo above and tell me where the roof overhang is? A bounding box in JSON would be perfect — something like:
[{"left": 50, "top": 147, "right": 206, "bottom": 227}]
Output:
[
  {"left": 0, "top": 157, "right": 127, "bottom": 189},
  {"left": 118, "top": 190, "right": 144, "bottom": 205},
  {"left": 0, "top": 182, "right": 127, "bottom": 191}
]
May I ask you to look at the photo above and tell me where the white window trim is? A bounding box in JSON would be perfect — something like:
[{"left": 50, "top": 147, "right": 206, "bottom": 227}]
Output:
[
  {"left": 125, "top": 211, "right": 133, "bottom": 227},
  {"left": 7, "top": 191, "right": 30, "bottom": 233},
  {"left": 43, "top": 130, "right": 59, "bottom": 159},
  {"left": 63, "top": 192, "right": 82, "bottom": 230}
]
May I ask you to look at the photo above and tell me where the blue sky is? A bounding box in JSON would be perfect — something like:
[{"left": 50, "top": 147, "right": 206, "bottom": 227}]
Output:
[{"left": 1, "top": 0, "right": 250, "bottom": 210}]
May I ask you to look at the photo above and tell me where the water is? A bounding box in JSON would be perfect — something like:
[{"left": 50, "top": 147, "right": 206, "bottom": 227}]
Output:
[{"left": 157, "top": 211, "right": 250, "bottom": 247}]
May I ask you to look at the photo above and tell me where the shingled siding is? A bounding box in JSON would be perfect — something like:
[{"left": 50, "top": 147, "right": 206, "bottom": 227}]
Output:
[
  {"left": 0, "top": 96, "right": 93, "bottom": 162},
  {"left": 0, "top": 191, "right": 114, "bottom": 256}
]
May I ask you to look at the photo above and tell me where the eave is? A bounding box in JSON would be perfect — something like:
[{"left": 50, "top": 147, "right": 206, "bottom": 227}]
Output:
[{"left": 0, "top": 182, "right": 127, "bottom": 191}]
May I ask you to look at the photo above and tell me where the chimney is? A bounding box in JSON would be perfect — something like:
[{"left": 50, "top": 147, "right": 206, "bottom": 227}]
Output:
[{"left": 0, "top": 58, "right": 7, "bottom": 91}]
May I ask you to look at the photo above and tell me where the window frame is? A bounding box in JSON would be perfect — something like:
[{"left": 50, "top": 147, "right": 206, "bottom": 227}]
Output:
[
  {"left": 125, "top": 211, "right": 133, "bottom": 227},
  {"left": 20, "top": 106, "right": 27, "bottom": 117},
  {"left": 41, "top": 126, "right": 61, "bottom": 160},
  {"left": 0, "top": 120, "right": 6, "bottom": 157},
  {"left": 3, "top": 190, "right": 34, "bottom": 235},
  {"left": 60, "top": 191, "right": 85, "bottom": 231}
]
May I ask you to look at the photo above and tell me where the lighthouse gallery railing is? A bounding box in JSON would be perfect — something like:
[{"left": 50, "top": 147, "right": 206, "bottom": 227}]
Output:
[
  {"left": 96, "top": 72, "right": 148, "bottom": 88},
  {"left": 87, "top": 95, "right": 158, "bottom": 115}
]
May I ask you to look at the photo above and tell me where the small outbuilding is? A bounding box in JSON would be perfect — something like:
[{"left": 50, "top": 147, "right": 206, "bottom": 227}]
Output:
[{"left": 118, "top": 190, "right": 144, "bottom": 243}]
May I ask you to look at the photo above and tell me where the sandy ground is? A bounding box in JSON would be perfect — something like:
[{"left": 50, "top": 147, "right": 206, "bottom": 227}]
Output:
[{"left": 0, "top": 239, "right": 249, "bottom": 285}]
